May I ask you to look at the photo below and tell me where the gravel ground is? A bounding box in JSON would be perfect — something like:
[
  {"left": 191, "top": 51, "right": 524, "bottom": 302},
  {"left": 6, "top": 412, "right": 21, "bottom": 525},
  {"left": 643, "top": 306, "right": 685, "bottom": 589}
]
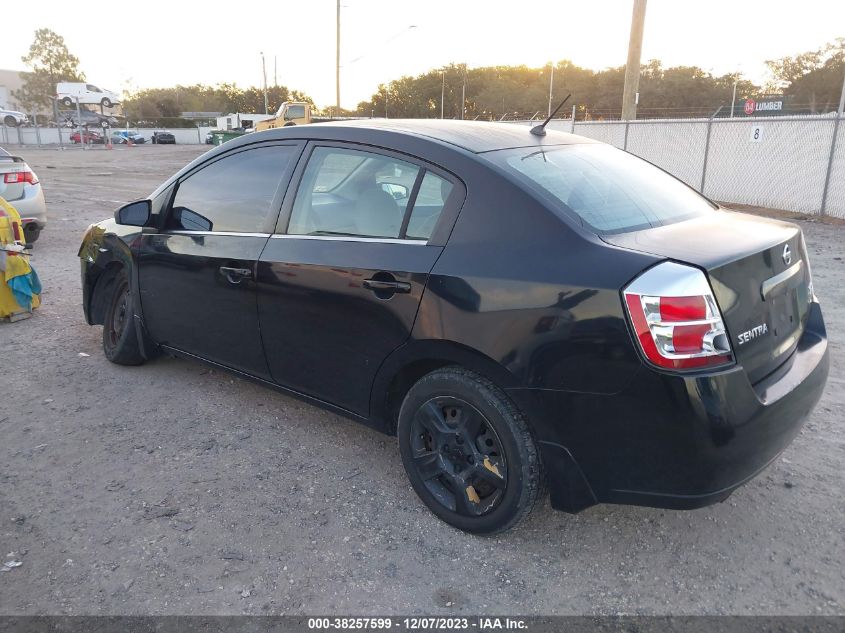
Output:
[{"left": 1, "top": 145, "right": 843, "bottom": 616}]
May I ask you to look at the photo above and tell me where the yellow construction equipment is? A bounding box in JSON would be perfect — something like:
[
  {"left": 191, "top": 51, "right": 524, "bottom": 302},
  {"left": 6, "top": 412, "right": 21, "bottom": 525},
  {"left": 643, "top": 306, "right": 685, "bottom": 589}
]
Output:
[{"left": 255, "top": 102, "right": 312, "bottom": 131}]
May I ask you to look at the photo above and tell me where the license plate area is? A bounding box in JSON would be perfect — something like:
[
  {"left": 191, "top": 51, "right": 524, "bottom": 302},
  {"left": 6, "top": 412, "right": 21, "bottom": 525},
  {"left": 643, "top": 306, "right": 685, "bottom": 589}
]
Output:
[{"left": 766, "top": 277, "right": 809, "bottom": 359}]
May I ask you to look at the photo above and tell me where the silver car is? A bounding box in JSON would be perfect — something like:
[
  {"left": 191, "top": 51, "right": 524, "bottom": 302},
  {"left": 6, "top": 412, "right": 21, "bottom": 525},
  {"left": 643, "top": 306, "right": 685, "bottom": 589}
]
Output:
[
  {"left": 1, "top": 109, "right": 29, "bottom": 127},
  {"left": 0, "top": 147, "right": 46, "bottom": 243}
]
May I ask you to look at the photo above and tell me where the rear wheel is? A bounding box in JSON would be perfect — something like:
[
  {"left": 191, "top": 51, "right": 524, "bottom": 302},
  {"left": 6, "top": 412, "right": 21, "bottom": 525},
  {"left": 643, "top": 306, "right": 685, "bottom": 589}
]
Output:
[
  {"left": 62, "top": 97, "right": 73, "bottom": 107},
  {"left": 397, "top": 368, "right": 541, "bottom": 534},
  {"left": 3, "top": 115, "right": 16, "bottom": 127},
  {"left": 101, "top": 98, "right": 112, "bottom": 108},
  {"left": 102, "top": 270, "right": 145, "bottom": 366}
]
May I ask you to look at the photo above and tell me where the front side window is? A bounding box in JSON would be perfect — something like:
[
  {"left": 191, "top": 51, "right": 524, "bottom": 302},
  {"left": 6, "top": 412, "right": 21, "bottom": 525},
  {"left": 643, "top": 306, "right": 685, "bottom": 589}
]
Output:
[
  {"left": 86, "top": 85, "right": 101, "bottom": 92},
  {"left": 489, "top": 144, "right": 715, "bottom": 234},
  {"left": 169, "top": 145, "right": 297, "bottom": 233},
  {"left": 288, "top": 147, "right": 421, "bottom": 239},
  {"left": 285, "top": 105, "right": 306, "bottom": 120}
]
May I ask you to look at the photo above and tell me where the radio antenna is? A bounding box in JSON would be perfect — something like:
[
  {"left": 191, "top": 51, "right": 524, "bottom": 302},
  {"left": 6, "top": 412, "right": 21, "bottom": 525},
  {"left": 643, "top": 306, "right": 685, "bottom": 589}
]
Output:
[{"left": 530, "top": 93, "right": 572, "bottom": 137}]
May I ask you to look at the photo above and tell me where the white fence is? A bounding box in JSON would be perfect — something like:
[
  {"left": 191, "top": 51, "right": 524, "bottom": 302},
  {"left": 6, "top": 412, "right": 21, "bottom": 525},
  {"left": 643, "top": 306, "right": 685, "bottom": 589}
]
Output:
[
  {"left": 0, "top": 125, "right": 214, "bottom": 146},
  {"left": 523, "top": 114, "right": 844, "bottom": 219}
]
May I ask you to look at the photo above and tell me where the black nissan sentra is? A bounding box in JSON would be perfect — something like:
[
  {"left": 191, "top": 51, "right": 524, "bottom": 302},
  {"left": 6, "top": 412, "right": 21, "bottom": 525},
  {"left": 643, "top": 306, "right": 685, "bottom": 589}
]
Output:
[{"left": 78, "top": 120, "right": 829, "bottom": 534}]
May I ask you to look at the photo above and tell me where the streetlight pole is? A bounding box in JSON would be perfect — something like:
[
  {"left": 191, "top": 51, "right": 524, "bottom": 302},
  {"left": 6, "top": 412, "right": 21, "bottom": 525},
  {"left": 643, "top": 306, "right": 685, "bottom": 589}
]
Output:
[
  {"left": 336, "top": 0, "right": 341, "bottom": 112},
  {"left": 261, "top": 51, "right": 269, "bottom": 115},
  {"left": 548, "top": 63, "right": 555, "bottom": 118},
  {"left": 461, "top": 65, "right": 466, "bottom": 120},
  {"left": 441, "top": 71, "right": 445, "bottom": 119},
  {"left": 730, "top": 78, "right": 738, "bottom": 118}
]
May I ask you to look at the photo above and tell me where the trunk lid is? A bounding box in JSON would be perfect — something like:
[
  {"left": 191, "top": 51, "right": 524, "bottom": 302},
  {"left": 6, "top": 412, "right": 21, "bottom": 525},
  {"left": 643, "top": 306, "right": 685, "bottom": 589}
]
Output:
[
  {"left": 605, "top": 210, "right": 813, "bottom": 384},
  {"left": 0, "top": 158, "right": 26, "bottom": 202}
]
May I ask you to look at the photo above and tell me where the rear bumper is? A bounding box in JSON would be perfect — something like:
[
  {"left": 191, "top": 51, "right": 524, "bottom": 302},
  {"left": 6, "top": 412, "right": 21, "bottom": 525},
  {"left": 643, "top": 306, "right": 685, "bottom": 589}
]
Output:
[
  {"left": 515, "top": 301, "right": 829, "bottom": 512},
  {"left": 8, "top": 186, "right": 47, "bottom": 228}
]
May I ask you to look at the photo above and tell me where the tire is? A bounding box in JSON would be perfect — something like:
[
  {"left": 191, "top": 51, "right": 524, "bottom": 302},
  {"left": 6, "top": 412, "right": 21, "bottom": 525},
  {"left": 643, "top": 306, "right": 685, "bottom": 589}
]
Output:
[
  {"left": 283, "top": 121, "right": 296, "bottom": 126},
  {"left": 23, "top": 223, "right": 40, "bottom": 244},
  {"left": 101, "top": 98, "right": 112, "bottom": 108},
  {"left": 62, "top": 97, "right": 73, "bottom": 107},
  {"left": 102, "top": 269, "right": 145, "bottom": 366},
  {"left": 397, "top": 367, "right": 542, "bottom": 535},
  {"left": 3, "top": 115, "right": 16, "bottom": 127}
]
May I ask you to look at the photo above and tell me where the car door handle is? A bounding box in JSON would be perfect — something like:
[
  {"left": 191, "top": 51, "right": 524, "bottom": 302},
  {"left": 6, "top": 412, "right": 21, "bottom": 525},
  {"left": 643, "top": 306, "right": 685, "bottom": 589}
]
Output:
[
  {"left": 363, "top": 278, "right": 411, "bottom": 293},
  {"left": 219, "top": 266, "right": 252, "bottom": 283}
]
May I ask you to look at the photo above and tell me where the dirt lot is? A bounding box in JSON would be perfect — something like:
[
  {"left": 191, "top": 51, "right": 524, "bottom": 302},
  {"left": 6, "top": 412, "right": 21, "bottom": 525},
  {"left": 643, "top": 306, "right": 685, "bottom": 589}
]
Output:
[{"left": 1, "top": 145, "right": 843, "bottom": 615}]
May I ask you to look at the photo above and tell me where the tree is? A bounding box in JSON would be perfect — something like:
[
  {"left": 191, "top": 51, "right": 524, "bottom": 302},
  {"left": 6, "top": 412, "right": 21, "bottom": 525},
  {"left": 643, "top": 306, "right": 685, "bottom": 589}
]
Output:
[
  {"left": 14, "top": 29, "right": 85, "bottom": 111},
  {"left": 767, "top": 39, "right": 845, "bottom": 113},
  {"left": 353, "top": 59, "right": 766, "bottom": 120}
]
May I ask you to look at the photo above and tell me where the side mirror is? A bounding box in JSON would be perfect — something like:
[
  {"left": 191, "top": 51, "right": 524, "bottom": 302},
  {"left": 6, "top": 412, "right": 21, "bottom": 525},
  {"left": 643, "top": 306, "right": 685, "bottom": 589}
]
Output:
[
  {"left": 115, "top": 200, "right": 151, "bottom": 226},
  {"left": 172, "top": 207, "right": 213, "bottom": 232},
  {"left": 381, "top": 183, "right": 409, "bottom": 200}
]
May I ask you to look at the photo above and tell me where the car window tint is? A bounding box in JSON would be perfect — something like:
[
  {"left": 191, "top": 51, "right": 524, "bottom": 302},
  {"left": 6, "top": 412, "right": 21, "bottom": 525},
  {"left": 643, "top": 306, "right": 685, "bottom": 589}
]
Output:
[
  {"left": 405, "top": 171, "right": 453, "bottom": 240},
  {"left": 491, "top": 144, "right": 714, "bottom": 234},
  {"left": 170, "top": 145, "right": 296, "bottom": 233},
  {"left": 289, "top": 147, "right": 420, "bottom": 239}
]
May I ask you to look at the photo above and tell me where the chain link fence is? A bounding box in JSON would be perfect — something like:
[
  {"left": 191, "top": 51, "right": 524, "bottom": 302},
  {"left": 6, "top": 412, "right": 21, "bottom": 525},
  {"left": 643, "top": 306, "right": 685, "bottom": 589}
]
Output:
[{"left": 534, "top": 114, "right": 845, "bottom": 219}]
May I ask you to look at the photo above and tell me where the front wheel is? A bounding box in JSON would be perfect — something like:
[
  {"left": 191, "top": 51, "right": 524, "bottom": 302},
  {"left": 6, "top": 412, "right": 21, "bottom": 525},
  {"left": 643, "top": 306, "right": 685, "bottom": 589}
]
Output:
[
  {"left": 101, "top": 98, "right": 112, "bottom": 108},
  {"left": 62, "top": 97, "right": 73, "bottom": 107},
  {"left": 397, "top": 368, "right": 542, "bottom": 534},
  {"left": 4, "top": 115, "right": 17, "bottom": 127},
  {"left": 102, "top": 270, "right": 145, "bottom": 365}
]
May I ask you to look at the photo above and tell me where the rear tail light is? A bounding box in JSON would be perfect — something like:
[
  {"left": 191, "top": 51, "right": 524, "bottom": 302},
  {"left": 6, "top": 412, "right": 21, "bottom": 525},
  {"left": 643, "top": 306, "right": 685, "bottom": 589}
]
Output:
[
  {"left": 4, "top": 170, "right": 38, "bottom": 185},
  {"left": 623, "top": 261, "right": 733, "bottom": 371}
]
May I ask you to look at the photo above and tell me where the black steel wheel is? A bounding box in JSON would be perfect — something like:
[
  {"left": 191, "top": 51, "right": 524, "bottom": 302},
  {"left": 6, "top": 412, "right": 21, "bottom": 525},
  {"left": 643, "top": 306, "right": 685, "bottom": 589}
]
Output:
[
  {"left": 398, "top": 368, "right": 542, "bottom": 534},
  {"left": 3, "top": 115, "right": 17, "bottom": 127},
  {"left": 101, "top": 98, "right": 112, "bottom": 108},
  {"left": 102, "top": 269, "right": 145, "bottom": 366}
]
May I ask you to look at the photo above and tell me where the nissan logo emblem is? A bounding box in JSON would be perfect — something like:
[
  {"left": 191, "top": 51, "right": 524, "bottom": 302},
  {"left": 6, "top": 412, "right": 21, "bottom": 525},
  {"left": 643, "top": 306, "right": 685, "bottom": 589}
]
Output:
[{"left": 783, "top": 244, "right": 792, "bottom": 266}]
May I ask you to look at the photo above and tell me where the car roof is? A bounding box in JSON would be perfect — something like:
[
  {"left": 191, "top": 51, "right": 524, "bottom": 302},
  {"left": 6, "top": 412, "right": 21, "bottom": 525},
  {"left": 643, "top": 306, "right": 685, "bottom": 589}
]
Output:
[{"left": 264, "top": 119, "right": 598, "bottom": 154}]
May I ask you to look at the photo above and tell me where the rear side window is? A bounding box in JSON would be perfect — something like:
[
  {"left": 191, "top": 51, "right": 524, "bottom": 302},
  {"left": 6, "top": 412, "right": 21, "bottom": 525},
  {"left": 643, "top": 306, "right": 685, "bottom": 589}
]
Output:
[
  {"left": 490, "top": 144, "right": 714, "bottom": 234},
  {"left": 169, "top": 145, "right": 297, "bottom": 233},
  {"left": 406, "top": 171, "right": 453, "bottom": 240},
  {"left": 288, "top": 147, "right": 421, "bottom": 239}
]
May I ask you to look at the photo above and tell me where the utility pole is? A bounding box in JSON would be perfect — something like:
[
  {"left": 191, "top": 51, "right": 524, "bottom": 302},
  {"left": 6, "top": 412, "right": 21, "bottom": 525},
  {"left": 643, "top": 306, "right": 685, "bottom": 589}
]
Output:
[
  {"left": 336, "top": 0, "right": 341, "bottom": 112},
  {"left": 621, "top": 0, "right": 647, "bottom": 120},
  {"left": 274, "top": 56, "right": 277, "bottom": 87},
  {"left": 441, "top": 71, "right": 445, "bottom": 119},
  {"left": 261, "top": 51, "right": 269, "bottom": 114},
  {"left": 548, "top": 63, "right": 555, "bottom": 118}
]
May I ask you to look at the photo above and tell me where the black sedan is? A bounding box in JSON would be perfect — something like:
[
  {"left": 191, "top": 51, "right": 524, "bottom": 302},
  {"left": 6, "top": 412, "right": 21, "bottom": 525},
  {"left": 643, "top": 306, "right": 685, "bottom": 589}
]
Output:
[
  {"left": 151, "top": 131, "right": 175, "bottom": 144},
  {"left": 78, "top": 120, "right": 828, "bottom": 534}
]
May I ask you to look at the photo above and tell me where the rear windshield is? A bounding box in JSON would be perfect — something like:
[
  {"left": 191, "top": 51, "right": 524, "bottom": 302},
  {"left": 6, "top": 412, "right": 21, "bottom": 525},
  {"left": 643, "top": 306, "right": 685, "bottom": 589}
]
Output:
[{"left": 488, "top": 144, "right": 715, "bottom": 234}]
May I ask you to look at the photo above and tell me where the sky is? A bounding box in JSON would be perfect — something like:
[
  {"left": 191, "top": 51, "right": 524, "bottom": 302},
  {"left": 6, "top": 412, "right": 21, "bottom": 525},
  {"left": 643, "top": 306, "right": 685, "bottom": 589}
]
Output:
[{"left": 2, "top": 0, "right": 843, "bottom": 109}]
